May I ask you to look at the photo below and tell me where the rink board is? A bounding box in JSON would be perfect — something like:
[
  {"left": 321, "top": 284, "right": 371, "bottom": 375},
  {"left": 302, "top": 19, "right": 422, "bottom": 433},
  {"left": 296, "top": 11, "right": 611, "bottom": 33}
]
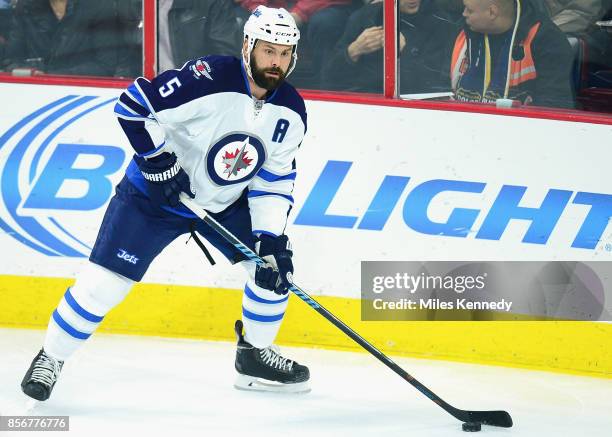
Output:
[
  {"left": 0, "top": 83, "right": 611, "bottom": 377},
  {"left": 2, "top": 274, "right": 612, "bottom": 378}
]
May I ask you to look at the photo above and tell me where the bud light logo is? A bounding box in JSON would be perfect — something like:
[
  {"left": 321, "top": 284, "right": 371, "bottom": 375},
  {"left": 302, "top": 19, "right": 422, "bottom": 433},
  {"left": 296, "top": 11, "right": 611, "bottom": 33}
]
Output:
[
  {"left": 2, "top": 97, "right": 611, "bottom": 259},
  {"left": 294, "top": 161, "right": 612, "bottom": 251},
  {"left": 0, "top": 95, "right": 126, "bottom": 257}
]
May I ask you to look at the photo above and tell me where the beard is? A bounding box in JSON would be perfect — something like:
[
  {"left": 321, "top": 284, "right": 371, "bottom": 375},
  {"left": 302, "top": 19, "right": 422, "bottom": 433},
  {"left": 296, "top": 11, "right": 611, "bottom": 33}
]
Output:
[{"left": 250, "top": 52, "right": 288, "bottom": 91}]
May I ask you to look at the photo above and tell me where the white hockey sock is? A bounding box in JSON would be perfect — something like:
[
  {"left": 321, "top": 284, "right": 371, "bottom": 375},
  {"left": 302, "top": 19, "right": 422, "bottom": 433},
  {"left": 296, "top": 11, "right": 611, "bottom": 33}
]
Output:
[
  {"left": 43, "top": 263, "right": 133, "bottom": 361},
  {"left": 44, "top": 287, "right": 104, "bottom": 361},
  {"left": 241, "top": 278, "right": 289, "bottom": 349}
]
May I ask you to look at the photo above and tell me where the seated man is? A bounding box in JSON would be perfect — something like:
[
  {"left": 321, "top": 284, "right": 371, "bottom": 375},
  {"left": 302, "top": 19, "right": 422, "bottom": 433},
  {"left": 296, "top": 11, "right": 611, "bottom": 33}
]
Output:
[
  {"left": 452, "top": 0, "right": 575, "bottom": 108},
  {"left": 322, "top": 0, "right": 459, "bottom": 93},
  {"left": 2, "top": 0, "right": 118, "bottom": 76}
]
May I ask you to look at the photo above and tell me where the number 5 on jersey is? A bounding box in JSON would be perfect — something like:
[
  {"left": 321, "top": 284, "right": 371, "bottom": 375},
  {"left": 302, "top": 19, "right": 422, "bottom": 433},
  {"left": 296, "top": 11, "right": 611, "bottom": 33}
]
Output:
[{"left": 159, "top": 77, "right": 182, "bottom": 97}]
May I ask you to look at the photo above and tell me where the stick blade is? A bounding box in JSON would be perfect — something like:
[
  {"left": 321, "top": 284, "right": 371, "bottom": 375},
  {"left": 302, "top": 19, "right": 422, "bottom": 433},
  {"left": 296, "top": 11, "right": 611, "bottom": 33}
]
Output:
[{"left": 466, "top": 410, "right": 513, "bottom": 427}]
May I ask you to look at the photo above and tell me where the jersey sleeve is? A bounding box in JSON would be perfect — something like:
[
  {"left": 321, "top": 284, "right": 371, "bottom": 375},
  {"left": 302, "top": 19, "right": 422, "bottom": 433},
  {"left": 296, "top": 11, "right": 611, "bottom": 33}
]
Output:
[
  {"left": 114, "top": 79, "right": 167, "bottom": 157},
  {"left": 248, "top": 112, "right": 306, "bottom": 237},
  {"left": 113, "top": 58, "right": 218, "bottom": 157}
]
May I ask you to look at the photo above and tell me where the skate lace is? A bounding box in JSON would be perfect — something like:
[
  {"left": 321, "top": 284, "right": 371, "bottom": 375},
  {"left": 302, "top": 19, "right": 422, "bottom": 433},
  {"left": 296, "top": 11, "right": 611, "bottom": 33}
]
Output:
[
  {"left": 30, "top": 352, "right": 63, "bottom": 388},
  {"left": 260, "top": 345, "right": 294, "bottom": 371}
]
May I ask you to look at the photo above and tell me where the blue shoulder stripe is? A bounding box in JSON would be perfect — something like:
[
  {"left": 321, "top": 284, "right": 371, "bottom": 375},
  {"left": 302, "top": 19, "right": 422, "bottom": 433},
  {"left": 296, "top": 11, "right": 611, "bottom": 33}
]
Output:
[
  {"left": 114, "top": 102, "right": 148, "bottom": 120},
  {"left": 127, "top": 83, "right": 150, "bottom": 110},
  {"left": 120, "top": 92, "right": 150, "bottom": 117}
]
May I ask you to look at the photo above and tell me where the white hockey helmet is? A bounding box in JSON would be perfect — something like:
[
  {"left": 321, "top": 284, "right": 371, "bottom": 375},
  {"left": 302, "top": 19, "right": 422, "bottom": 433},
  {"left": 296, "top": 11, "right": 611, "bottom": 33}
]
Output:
[{"left": 243, "top": 5, "right": 300, "bottom": 79}]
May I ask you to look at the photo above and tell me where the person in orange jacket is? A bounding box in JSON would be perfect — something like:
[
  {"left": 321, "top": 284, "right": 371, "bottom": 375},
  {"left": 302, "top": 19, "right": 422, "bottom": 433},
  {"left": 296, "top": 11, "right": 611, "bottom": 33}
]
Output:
[{"left": 452, "top": 0, "right": 575, "bottom": 108}]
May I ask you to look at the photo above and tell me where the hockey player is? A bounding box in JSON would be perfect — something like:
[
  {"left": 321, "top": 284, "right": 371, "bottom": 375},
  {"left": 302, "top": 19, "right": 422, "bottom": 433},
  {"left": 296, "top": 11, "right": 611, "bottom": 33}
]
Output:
[{"left": 21, "top": 5, "right": 310, "bottom": 401}]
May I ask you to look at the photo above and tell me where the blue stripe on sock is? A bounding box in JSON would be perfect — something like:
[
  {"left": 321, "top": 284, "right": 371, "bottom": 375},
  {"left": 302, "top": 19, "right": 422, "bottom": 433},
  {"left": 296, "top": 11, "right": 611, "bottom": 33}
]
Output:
[
  {"left": 52, "top": 310, "right": 92, "bottom": 340},
  {"left": 64, "top": 288, "right": 104, "bottom": 323},
  {"left": 242, "top": 307, "right": 285, "bottom": 323},
  {"left": 244, "top": 284, "right": 288, "bottom": 305}
]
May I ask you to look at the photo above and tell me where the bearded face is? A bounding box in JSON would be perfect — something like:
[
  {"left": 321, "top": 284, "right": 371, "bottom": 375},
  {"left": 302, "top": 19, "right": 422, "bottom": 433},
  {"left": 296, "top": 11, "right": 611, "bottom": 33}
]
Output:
[{"left": 250, "top": 50, "right": 288, "bottom": 91}]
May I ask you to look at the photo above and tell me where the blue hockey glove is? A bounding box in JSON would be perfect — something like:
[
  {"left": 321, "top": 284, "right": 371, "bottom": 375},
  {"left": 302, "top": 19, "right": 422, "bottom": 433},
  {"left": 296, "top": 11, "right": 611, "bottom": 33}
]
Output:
[
  {"left": 134, "top": 152, "right": 194, "bottom": 208},
  {"left": 255, "top": 234, "right": 294, "bottom": 295}
]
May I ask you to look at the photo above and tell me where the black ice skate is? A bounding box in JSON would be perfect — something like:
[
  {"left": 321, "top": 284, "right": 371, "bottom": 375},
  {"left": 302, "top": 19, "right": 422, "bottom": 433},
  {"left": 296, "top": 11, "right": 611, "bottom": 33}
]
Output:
[
  {"left": 21, "top": 349, "right": 64, "bottom": 401},
  {"left": 234, "top": 320, "right": 310, "bottom": 393}
]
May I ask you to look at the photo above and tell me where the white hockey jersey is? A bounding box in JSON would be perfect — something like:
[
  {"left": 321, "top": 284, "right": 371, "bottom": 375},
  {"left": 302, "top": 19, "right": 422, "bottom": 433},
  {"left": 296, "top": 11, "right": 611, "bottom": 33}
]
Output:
[{"left": 113, "top": 56, "right": 307, "bottom": 236}]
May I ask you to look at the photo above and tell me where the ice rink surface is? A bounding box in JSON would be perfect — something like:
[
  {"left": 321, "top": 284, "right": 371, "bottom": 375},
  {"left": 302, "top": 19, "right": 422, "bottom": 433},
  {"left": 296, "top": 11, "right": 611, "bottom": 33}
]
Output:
[{"left": 1, "top": 328, "right": 611, "bottom": 437}]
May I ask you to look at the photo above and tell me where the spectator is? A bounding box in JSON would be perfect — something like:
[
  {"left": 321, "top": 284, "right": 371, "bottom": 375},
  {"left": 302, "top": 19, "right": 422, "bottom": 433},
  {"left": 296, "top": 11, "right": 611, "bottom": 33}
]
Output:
[
  {"left": 157, "top": 0, "right": 242, "bottom": 73},
  {"left": 452, "top": 0, "right": 575, "bottom": 108},
  {"left": 322, "top": 0, "right": 459, "bottom": 93},
  {"left": 234, "top": 1, "right": 357, "bottom": 87},
  {"left": 114, "top": 0, "right": 142, "bottom": 78},
  {"left": 0, "top": 0, "right": 14, "bottom": 64},
  {"left": 434, "top": 0, "right": 465, "bottom": 23},
  {"left": 544, "top": 0, "right": 603, "bottom": 35},
  {"left": 2, "top": 0, "right": 119, "bottom": 76}
]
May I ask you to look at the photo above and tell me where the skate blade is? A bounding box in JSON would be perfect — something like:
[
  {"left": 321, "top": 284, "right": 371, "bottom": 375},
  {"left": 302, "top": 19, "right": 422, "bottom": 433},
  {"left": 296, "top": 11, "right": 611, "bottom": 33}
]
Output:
[{"left": 234, "top": 374, "right": 311, "bottom": 394}]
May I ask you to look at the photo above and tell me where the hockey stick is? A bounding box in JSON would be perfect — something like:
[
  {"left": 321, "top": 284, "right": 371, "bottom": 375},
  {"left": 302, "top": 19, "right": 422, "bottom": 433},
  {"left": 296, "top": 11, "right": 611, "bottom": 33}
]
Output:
[{"left": 180, "top": 194, "right": 513, "bottom": 428}]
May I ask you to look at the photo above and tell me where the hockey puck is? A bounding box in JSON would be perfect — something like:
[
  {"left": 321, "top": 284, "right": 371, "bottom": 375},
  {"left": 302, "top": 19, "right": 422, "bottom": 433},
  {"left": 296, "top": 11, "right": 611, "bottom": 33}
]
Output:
[{"left": 462, "top": 422, "right": 482, "bottom": 432}]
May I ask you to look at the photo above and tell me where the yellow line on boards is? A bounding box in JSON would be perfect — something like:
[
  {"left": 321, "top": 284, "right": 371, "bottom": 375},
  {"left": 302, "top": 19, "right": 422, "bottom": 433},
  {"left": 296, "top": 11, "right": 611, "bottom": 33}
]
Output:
[{"left": 1, "top": 274, "right": 610, "bottom": 378}]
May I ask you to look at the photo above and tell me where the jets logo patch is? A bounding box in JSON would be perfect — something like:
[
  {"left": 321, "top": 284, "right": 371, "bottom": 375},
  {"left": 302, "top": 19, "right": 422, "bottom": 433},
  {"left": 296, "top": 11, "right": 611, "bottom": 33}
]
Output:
[
  {"left": 222, "top": 147, "right": 253, "bottom": 177},
  {"left": 206, "top": 133, "right": 266, "bottom": 186},
  {"left": 191, "top": 59, "right": 213, "bottom": 80}
]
